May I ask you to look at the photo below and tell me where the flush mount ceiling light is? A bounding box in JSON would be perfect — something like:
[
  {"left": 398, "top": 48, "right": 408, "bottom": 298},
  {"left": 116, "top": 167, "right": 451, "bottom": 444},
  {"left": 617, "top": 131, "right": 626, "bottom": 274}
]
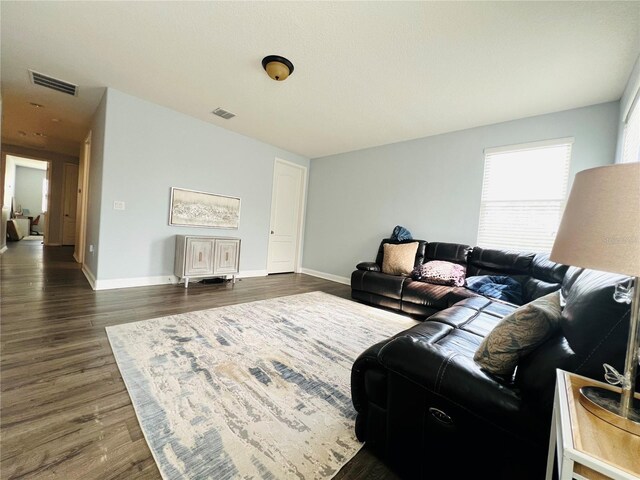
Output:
[{"left": 262, "top": 55, "right": 294, "bottom": 81}]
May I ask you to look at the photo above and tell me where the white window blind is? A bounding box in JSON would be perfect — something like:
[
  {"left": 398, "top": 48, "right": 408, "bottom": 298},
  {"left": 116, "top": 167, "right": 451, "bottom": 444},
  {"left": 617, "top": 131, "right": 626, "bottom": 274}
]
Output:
[
  {"left": 477, "top": 138, "right": 573, "bottom": 253},
  {"left": 621, "top": 91, "right": 640, "bottom": 164}
]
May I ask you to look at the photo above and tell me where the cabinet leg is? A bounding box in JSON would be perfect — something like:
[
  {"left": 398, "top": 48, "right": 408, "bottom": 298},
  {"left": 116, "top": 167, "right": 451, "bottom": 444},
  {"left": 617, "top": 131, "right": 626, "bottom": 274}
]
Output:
[
  {"left": 232, "top": 275, "right": 236, "bottom": 284},
  {"left": 184, "top": 278, "right": 189, "bottom": 289}
]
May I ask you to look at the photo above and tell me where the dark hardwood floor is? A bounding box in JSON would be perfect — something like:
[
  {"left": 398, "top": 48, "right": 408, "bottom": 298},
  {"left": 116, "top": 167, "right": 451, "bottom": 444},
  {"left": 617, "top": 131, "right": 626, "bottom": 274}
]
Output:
[{"left": 0, "top": 240, "right": 398, "bottom": 480}]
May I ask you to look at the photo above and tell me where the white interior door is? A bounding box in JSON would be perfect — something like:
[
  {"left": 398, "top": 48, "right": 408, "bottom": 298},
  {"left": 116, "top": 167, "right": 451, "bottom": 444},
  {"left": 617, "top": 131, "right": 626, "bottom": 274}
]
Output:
[
  {"left": 267, "top": 159, "right": 306, "bottom": 274},
  {"left": 62, "top": 163, "right": 78, "bottom": 246}
]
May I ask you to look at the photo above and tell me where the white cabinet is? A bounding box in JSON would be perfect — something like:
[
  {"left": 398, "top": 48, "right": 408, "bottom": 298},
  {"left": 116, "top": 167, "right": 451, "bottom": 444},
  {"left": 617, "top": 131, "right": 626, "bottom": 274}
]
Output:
[{"left": 174, "top": 235, "right": 240, "bottom": 288}]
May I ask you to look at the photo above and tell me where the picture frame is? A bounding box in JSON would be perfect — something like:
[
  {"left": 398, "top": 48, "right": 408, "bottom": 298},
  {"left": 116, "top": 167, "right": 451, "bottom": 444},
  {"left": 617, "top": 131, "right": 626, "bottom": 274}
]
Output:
[{"left": 169, "top": 187, "right": 241, "bottom": 229}]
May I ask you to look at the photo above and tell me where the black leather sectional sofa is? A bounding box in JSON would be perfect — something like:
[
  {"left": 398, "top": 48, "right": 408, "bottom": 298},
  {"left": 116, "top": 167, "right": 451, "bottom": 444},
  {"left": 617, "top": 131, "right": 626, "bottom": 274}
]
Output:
[{"left": 350, "top": 238, "right": 633, "bottom": 479}]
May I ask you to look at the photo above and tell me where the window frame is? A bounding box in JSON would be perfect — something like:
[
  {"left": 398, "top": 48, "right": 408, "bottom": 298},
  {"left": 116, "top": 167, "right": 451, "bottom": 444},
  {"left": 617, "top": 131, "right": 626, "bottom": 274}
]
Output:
[{"left": 477, "top": 137, "right": 574, "bottom": 253}]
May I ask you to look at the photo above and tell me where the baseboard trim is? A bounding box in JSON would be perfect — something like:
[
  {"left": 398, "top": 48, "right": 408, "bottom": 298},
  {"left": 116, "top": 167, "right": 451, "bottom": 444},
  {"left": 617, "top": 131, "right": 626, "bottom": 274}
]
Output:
[
  {"left": 301, "top": 268, "right": 350, "bottom": 286},
  {"left": 82, "top": 265, "right": 97, "bottom": 290},
  {"left": 94, "top": 275, "right": 179, "bottom": 291},
  {"left": 0, "top": 245, "right": 7, "bottom": 254},
  {"left": 92, "top": 270, "right": 269, "bottom": 290},
  {"left": 237, "top": 269, "right": 268, "bottom": 278}
]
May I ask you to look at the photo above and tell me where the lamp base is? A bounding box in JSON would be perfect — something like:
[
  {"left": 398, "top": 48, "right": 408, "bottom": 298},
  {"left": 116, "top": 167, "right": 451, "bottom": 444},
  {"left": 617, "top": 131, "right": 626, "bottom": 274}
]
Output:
[{"left": 579, "top": 386, "right": 640, "bottom": 436}]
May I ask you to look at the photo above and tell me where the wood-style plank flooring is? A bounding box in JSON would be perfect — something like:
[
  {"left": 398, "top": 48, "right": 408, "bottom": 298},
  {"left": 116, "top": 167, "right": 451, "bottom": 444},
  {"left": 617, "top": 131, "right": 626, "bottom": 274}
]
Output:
[{"left": 0, "top": 240, "right": 398, "bottom": 480}]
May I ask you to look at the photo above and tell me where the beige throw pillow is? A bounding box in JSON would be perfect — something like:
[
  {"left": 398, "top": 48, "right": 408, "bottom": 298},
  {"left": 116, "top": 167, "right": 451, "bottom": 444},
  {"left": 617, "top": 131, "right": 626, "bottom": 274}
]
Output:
[
  {"left": 382, "top": 242, "right": 419, "bottom": 276},
  {"left": 474, "top": 291, "right": 562, "bottom": 376}
]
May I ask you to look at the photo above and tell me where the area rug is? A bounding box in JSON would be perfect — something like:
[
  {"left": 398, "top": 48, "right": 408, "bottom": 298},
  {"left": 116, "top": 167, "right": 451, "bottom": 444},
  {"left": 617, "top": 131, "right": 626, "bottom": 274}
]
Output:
[{"left": 106, "top": 291, "right": 417, "bottom": 480}]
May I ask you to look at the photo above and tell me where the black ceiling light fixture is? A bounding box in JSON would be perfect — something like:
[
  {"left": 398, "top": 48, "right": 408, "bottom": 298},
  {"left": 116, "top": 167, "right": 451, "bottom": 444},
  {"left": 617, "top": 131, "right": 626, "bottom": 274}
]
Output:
[{"left": 262, "top": 55, "right": 294, "bottom": 81}]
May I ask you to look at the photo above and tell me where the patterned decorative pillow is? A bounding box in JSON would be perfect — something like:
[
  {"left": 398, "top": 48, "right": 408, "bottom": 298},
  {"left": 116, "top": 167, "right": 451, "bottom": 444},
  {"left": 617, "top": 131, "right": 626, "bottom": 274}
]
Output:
[
  {"left": 411, "top": 260, "right": 466, "bottom": 287},
  {"left": 381, "top": 242, "right": 419, "bottom": 276},
  {"left": 473, "top": 291, "right": 562, "bottom": 377}
]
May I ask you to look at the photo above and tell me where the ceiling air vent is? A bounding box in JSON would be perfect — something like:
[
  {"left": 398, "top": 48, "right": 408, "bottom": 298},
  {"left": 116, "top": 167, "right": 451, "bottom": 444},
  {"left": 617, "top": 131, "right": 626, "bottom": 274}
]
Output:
[
  {"left": 29, "top": 70, "right": 78, "bottom": 96},
  {"left": 212, "top": 107, "right": 235, "bottom": 120}
]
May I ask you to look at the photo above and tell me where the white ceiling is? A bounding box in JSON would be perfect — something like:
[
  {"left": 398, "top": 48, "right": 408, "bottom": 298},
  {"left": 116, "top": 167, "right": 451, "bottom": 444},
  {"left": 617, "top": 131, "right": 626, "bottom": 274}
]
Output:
[{"left": 1, "top": 1, "right": 639, "bottom": 158}]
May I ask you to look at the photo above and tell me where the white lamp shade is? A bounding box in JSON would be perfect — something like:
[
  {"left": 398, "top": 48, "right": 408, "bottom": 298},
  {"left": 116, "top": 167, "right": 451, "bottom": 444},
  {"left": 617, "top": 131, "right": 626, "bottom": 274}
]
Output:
[{"left": 550, "top": 162, "right": 640, "bottom": 277}]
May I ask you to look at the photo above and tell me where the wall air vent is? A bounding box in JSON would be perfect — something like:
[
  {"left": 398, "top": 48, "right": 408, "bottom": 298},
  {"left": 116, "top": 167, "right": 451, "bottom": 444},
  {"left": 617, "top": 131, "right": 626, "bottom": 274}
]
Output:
[
  {"left": 212, "top": 107, "right": 236, "bottom": 120},
  {"left": 29, "top": 70, "right": 78, "bottom": 96}
]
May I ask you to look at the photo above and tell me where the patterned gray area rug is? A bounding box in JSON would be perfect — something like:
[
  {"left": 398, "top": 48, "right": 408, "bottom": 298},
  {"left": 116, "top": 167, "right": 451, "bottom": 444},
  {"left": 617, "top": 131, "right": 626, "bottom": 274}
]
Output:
[{"left": 106, "top": 291, "right": 417, "bottom": 480}]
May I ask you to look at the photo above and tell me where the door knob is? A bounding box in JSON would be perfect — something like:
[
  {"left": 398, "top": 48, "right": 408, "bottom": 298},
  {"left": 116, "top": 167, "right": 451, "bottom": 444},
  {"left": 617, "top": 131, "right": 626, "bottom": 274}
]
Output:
[{"left": 271, "top": 230, "right": 274, "bottom": 234}]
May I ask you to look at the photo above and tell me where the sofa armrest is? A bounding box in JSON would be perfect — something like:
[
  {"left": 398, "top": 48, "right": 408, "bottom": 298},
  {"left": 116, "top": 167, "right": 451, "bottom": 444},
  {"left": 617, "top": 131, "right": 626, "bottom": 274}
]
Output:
[
  {"left": 378, "top": 335, "right": 527, "bottom": 433},
  {"left": 356, "top": 262, "right": 381, "bottom": 272}
]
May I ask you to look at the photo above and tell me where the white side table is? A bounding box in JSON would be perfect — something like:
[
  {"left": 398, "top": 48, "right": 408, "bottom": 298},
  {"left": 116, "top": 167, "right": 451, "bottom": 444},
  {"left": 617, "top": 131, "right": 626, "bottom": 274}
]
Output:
[{"left": 546, "top": 370, "right": 640, "bottom": 480}]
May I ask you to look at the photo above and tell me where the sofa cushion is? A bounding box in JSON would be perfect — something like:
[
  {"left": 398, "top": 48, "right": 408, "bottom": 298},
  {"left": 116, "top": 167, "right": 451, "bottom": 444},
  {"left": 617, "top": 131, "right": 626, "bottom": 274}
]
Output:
[
  {"left": 559, "top": 269, "right": 631, "bottom": 377},
  {"left": 521, "top": 253, "right": 569, "bottom": 303},
  {"left": 382, "top": 242, "right": 419, "bottom": 275},
  {"left": 467, "top": 247, "right": 534, "bottom": 277},
  {"left": 402, "top": 280, "right": 457, "bottom": 310},
  {"left": 425, "top": 242, "right": 471, "bottom": 265},
  {"left": 474, "top": 292, "right": 562, "bottom": 376},
  {"left": 466, "top": 275, "right": 524, "bottom": 305},
  {"left": 411, "top": 260, "right": 466, "bottom": 286}
]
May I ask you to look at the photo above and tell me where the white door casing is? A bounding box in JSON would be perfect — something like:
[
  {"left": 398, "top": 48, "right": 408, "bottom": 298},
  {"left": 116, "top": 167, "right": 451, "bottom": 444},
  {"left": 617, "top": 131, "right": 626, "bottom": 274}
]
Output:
[
  {"left": 267, "top": 159, "right": 307, "bottom": 274},
  {"left": 74, "top": 132, "right": 91, "bottom": 263},
  {"left": 62, "top": 163, "right": 78, "bottom": 246}
]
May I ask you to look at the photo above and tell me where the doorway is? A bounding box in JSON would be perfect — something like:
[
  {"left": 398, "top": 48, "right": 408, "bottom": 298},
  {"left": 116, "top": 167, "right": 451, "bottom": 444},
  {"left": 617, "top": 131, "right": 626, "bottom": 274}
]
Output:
[
  {"left": 61, "top": 163, "right": 78, "bottom": 246},
  {"left": 3, "top": 155, "right": 49, "bottom": 244},
  {"left": 266, "top": 158, "right": 307, "bottom": 274}
]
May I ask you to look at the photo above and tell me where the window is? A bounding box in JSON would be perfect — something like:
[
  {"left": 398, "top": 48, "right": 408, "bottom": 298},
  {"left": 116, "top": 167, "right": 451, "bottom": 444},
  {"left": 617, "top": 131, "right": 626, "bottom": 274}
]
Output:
[
  {"left": 621, "top": 91, "right": 639, "bottom": 164},
  {"left": 477, "top": 138, "right": 573, "bottom": 253}
]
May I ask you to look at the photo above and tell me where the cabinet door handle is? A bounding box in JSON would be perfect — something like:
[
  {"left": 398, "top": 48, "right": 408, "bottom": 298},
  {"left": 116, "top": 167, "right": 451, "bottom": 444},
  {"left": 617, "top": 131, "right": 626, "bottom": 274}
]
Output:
[
  {"left": 225, "top": 252, "right": 229, "bottom": 261},
  {"left": 199, "top": 252, "right": 203, "bottom": 262}
]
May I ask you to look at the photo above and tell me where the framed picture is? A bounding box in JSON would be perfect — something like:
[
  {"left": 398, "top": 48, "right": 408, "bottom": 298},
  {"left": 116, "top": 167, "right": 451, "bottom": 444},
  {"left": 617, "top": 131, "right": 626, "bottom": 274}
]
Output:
[{"left": 169, "top": 187, "right": 241, "bottom": 229}]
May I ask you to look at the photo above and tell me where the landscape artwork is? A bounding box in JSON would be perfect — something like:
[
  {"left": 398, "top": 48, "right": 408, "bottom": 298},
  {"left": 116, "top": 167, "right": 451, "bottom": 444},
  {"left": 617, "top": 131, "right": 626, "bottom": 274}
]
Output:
[{"left": 169, "top": 187, "right": 240, "bottom": 229}]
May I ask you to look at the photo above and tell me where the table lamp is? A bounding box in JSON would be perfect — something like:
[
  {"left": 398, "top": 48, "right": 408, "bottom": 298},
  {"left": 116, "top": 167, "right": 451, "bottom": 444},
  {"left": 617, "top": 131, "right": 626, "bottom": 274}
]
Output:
[{"left": 550, "top": 162, "right": 639, "bottom": 434}]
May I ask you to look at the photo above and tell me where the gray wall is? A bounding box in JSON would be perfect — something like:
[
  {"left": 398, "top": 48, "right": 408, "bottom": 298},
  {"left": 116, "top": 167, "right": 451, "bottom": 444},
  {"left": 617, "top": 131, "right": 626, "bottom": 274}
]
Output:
[
  {"left": 616, "top": 54, "right": 640, "bottom": 163},
  {"left": 92, "top": 88, "right": 308, "bottom": 282},
  {"left": 303, "top": 101, "right": 620, "bottom": 280},
  {"left": 15, "top": 166, "right": 46, "bottom": 231},
  {"left": 84, "top": 91, "right": 108, "bottom": 279}
]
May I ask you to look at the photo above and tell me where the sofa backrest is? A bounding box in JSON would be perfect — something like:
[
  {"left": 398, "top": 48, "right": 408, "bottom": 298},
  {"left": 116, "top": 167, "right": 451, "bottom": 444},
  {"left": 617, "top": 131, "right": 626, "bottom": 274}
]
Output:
[
  {"left": 375, "top": 238, "right": 428, "bottom": 268},
  {"left": 425, "top": 242, "right": 471, "bottom": 266},
  {"left": 514, "top": 269, "right": 631, "bottom": 413},
  {"left": 521, "top": 253, "right": 569, "bottom": 303},
  {"left": 466, "top": 247, "right": 534, "bottom": 276},
  {"left": 466, "top": 247, "right": 568, "bottom": 303}
]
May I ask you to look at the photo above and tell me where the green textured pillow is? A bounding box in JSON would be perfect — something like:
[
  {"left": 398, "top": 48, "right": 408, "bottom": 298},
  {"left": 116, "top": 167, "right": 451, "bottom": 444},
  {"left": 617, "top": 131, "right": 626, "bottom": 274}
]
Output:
[{"left": 474, "top": 291, "right": 562, "bottom": 376}]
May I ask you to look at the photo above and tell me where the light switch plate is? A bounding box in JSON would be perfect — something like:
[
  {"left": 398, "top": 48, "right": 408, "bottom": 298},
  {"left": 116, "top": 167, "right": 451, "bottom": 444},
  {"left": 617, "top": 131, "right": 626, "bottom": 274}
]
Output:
[{"left": 113, "top": 201, "right": 125, "bottom": 210}]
